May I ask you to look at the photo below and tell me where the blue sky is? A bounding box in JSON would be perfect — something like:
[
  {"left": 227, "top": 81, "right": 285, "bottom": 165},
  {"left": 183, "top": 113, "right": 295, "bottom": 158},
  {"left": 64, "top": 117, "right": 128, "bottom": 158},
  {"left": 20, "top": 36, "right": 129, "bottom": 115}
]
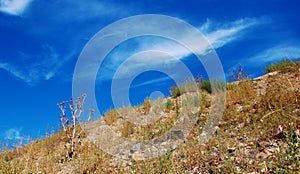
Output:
[{"left": 0, "top": 0, "right": 300, "bottom": 145}]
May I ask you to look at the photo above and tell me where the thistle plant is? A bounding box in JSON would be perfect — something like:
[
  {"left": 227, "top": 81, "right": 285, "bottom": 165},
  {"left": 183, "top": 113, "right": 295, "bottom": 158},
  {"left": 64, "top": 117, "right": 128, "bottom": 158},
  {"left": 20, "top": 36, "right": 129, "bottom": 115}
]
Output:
[{"left": 57, "top": 94, "right": 93, "bottom": 161}]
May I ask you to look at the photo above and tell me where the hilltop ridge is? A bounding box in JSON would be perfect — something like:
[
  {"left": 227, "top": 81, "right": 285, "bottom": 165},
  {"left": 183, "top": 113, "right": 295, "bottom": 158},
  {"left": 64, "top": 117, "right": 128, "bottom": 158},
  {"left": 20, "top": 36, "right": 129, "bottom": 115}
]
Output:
[{"left": 1, "top": 60, "right": 300, "bottom": 173}]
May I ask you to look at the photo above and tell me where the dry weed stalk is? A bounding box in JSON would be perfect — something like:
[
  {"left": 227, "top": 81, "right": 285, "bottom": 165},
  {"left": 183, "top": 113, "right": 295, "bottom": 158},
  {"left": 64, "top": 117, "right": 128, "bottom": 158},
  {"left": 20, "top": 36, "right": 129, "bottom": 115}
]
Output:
[
  {"left": 230, "top": 64, "right": 248, "bottom": 81},
  {"left": 57, "top": 94, "right": 93, "bottom": 161}
]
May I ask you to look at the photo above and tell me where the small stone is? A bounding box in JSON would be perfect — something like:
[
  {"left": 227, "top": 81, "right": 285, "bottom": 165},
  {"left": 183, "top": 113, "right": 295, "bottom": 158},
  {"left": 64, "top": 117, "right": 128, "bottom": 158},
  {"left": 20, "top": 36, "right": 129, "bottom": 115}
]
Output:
[
  {"left": 161, "top": 141, "right": 167, "bottom": 146},
  {"left": 132, "top": 152, "right": 144, "bottom": 161},
  {"left": 266, "top": 147, "right": 280, "bottom": 153},
  {"left": 130, "top": 143, "right": 141, "bottom": 153},
  {"left": 272, "top": 125, "right": 284, "bottom": 138},
  {"left": 255, "top": 151, "right": 271, "bottom": 160},
  {"left": 237, "top": 105, "right": 243, "bottom": 112}
]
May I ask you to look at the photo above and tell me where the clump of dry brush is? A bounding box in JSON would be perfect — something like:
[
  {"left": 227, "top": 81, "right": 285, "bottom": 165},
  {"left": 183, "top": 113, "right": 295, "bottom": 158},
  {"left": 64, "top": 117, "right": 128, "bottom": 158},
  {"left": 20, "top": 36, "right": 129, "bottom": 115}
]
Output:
[{"left": 57, "top": 94, "right": 94, "bottom": 161}]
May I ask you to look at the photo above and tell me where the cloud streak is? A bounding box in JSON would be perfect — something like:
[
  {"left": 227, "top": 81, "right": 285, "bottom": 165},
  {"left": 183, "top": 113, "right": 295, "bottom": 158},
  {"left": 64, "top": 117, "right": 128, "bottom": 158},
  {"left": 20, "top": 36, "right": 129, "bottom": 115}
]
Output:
[
  {"left": 0, "top": 1, "right": 131, "bottom": 86},
  {"left": 98, "top": 17, "right": 263, "bottom": 81},
  {"left": 0, "top": 14, "right": 263, "bottom": 86},
  {"left": 0, "top": 44, "right": 75, "bottom": 85},
  {"left": 203, "top": 18, "right": 262, "bottom": 48},
  {"left": 246, "top": 45, "right": 300, "bottom": 64},
  {"left": 131, "top": 76, "right": 171, "bottom": 88},
  {"left": 0, "top": 62, "right": 32, "bottom": 84},
  {"left": 0, "top": 0, "right": 32, "bottom": 15},
  {"left": 57, "top": 0, "right": 127, "bottom": 21},
  {"left": 4, "top": 128, "right": 22, "bottom": 141}
]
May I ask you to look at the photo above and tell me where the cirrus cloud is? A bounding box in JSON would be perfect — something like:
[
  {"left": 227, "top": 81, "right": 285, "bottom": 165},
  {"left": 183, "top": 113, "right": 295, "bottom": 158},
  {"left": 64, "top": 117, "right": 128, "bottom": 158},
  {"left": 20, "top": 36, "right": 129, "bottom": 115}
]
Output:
[
  {"left": 97, "top": 17, "right": 264, "bottom": 81},
  {"left": 246, "top": 45, "right": 300, "bottom": 64},
  {"left": 4, "top": 128, "right": 22, "bottom": 141},
  {"left": 0, "top": 0, "right": 33, "bottom": 16}
]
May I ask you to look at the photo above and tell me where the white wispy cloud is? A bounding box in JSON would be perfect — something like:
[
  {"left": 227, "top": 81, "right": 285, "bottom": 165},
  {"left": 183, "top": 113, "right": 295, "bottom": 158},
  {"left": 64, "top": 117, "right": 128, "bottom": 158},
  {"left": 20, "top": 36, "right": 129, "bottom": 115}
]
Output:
[
  {"left": 0, "top": 44, "right": 74, "bottom": 85},
  {"left": 97, "top": 17, "right": 263, "bottom": 81},
  {"left": 131, "top": 76, "right": 171, "bottom": 88},
  {"left": 0, "top": 1, "right": 130, "bottom": 86},
  {"left": 0, "top": 0, "right": 32, "bottom": 16},
  {"left": 203, "top": 18, "right": 262, "bottom": 48},
  {"left": 58, "top": 0, "right": 127, "bottom": 21},
  {"left": 29, "top": 0, "right": 129, "bottom": 30},
  {"left": 4, "top": 128, "right": 22, "bottom": 141},
  {"left": 246, "top": 45, "right": 300, "bottom": 64},
  {"left": 0, "top": 62, "right": 32, "bottom": 84}
]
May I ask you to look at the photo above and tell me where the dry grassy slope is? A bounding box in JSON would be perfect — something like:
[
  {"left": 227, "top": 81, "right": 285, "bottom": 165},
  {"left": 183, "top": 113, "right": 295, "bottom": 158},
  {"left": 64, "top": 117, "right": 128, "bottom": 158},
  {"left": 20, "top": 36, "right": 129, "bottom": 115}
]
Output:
[{"left": 1, "top": 67, "right": 300, "bottom": 173}]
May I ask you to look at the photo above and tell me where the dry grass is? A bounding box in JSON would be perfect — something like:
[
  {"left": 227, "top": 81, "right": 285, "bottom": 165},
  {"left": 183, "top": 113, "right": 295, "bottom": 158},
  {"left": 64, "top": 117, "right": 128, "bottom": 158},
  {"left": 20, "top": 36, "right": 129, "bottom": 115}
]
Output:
[
  {"left": 1, "top": 60, "right": 300, "bottom": 173},
  {"left": 103, "top": 109, "right": 120, "bottom": 126}
]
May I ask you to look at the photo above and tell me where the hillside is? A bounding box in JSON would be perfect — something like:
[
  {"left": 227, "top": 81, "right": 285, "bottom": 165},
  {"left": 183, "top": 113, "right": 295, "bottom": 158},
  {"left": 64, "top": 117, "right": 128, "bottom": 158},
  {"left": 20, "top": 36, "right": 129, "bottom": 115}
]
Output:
[{"left": 1, "top": 60, "right": 300, "bottom": 173}]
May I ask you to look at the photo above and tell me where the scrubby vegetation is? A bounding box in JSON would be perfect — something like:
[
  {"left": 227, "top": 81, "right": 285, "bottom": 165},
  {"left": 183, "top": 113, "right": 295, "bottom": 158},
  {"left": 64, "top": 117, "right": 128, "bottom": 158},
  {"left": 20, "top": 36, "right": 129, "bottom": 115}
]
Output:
[
  {"left": 199, "top": 79, "right": 212, "bottom": 93},
  {"left": 1, "top": 59, "right": 300, "bottom": 173},
  {"left": 265, "top": 59, "right": 300, "bottom": 74},
  {"left": 169, "top": 78, "right": 225, "bottom": 96}
]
